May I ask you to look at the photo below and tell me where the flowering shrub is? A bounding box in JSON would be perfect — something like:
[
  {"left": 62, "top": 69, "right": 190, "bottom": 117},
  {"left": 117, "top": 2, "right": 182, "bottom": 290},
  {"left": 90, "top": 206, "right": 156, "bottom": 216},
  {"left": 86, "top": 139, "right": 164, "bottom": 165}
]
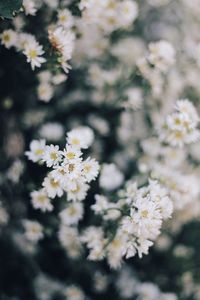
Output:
[{"left": 1, "top": 0, "right": 200, "bottom": 299}]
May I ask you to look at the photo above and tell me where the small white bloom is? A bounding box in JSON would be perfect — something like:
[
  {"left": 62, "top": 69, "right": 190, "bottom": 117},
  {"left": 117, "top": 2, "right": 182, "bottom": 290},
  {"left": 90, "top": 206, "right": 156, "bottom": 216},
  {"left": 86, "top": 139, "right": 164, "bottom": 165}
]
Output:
[
  {"left": 0, "top": 30, "right": 17, "bottom": 49},
  {"left": 148, "top": 40, "right": 175, "bottom": 72},
  {"left": 23, "top": 220, "right": 44, "bottom": 242},
  {"left": 59, "top": 202, "right": 83, "bottom": 225},
  {"left": 23, "top": 40, "right": 46, "bottom": 70},
  {"left": 92, "top": 194, "right": 109, "bottom": 214},
  {"left": 64, "top": 285, "right": 85, "bottom": 300},
  {"left": 43, "top": 145, "right": 62, "bottom": 167},
  {"left": 82, "top": 157, "right": 100, "bottom": 182},
  {"left": 57, "top": 9, "right": 74, "bottom": 29},
  {"left": 31, "top": 189, "right": 53, "bottom": 212},
  {"left": 23, "top": 0, "right": 37, "bottom": 16},
  {"left": 42, "top": 174, "right": 64, "bottom": 199},
  {"left": 67, "top": 179, "right": 89, "bottom": 201},
  {"left": 25, "top": 139, "right": 46, "bottom": 162},
  {"left": 37, "top": 82, "right": 54, "bottom": 102},
  {"left": 67, "top": 127, "right": 94, "bottom": 149},
  {"left": 99, "top": 163, "right": 124, "bottom": 191},
  {"left": 39, "top": 123, "right": 64, "bottom": 141}
]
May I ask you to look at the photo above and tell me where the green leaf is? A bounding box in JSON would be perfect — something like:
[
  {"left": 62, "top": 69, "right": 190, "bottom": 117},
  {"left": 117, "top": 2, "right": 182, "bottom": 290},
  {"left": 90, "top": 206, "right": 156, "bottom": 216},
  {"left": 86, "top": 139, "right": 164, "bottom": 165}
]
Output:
[{"left": 0, "top": 0, "right": 22, "bottom": 19}]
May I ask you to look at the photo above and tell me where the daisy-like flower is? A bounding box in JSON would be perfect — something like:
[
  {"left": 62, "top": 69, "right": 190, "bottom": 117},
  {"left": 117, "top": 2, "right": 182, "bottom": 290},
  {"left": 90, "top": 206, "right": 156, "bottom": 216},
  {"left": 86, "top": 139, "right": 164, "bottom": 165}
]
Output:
[
  {"left": 67, "top": 179, "right": 89, "bottom": 201},
  {"left": 159, "top": 99, "right": 200, "bottom": 147},
  {"left": 64, "top": 159, "right": 83, "bottom": 180},
  {"left": 23, "top": 40, "right": 46, "bottom": 70},
  {"left": 59, "top": 202, "right": 84, "bottom": 225},
  {"left": 67, "top": 126, "right": 94, "bottom": 149},
  {"left": 23, "top": 220, "right": 44, "bottom": 242},
  {"left": 16, "top": 33, "right": 36, "bottom": 51},
  {"left": 91, "top": 195, "right": 109, "bottom": 214},
  {"left": 42, "top": 174, "right": 64, "bottom": 199},
  {"left": 31, "top": 189, "right": 53, "bottom": 212},
  {"left": 99, "top": 163, "right": 124, "bottom": 191},
  {"left": 43, "top": 144, "right": 62, "bottom": 167},
  {"left": 50, "top": 166, "right": 67, "bottom": 185},
  {"left": 37, "top": 82, "right": 54, "bottom": 102},
  {"left": 57, "top": 9, "right": 74, "bottom": 29},
  {"left": 58, "top": 225, "right": 82, "bottom": 258},
  {"left": 23, "top": 0, "right": 37, "bottom": 16},
  {"left": 82, "top": 157, "right": 100, "bottom": 182},
  {"left": 48, "top": 26, "right": 75, "bottom": 59},
  {"left": 0, "top": 29, "right": 17, "bottom": 49},
  {"left": 62, "top": 145, "right": 82, "bottom": 163},
  {"left": 148, "top": 40, "right": 175, "bottom": 72},
  {"left": 25, "top": 139, "right": 46, "bottom": 162},
  {"left": 48, "top": 26, "right": 75, "bottom": 73}
]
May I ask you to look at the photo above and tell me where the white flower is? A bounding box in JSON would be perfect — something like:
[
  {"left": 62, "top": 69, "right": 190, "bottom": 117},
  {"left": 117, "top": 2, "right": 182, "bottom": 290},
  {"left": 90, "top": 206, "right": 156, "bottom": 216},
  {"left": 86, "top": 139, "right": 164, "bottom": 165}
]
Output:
[
  {"left": 67, "top": 127, "right": 94, "bottom": 149},
  {"left": 67, "top": 179, "right": 89, "bottom": 201},
  {"left": 123, "top": 88, "right": 143, "bottom": 110},
  {"left": 7, "top": 160, "right": 24, "bottom": 183},
  {"left": 148, "top": 40, "right": 175, "bottom": 71},
  {"left": 92, "top": 194, "right": 109, "bottom": 213},
  {"left": 64, "top": 159, "right": 83, "bottom": 180},
  {"left": 43, "top": 145, "right": 62, "bottom": 167},
  {"left": 31, "top": 189, "right": 53, "bottom": 212},
  {"left": 136, "top": 239, "right": 154, "bottom": 258},
  {"left": 82, "top": 157, "right": 100, "bottom": 182},
  {"left": 25, "top": 139, "right": 46, "bottom": 162},
  {"left": 59, "top": 202, "right": 83, "bottom": 225},
  {"left": 23, "top": 0, "right": 37, "bottom": 15},
  {"left": 23, "top": 40, "right": 46, "bottom": 70},
  {"left": 39, "top": 123, "right": 64, "bottom": 141},
  {"left": 119, "top": 0, "right": 138, "bottom": 27},
  {"left": 0, "top": 30, "right": 17, "bottom": 49},
  {"left": 62, "top": 145, "right": 82, "bottom": 163},
  {"left": 64, "top": 285, "right": 85, "bottom": 300},
  {"left": 99, "top": 163, "right": 124, "bottom": 191},
  {"left": 42, "top": 174, "right": 64, "bottom": 199},
  {"left": 138, "top": 282, "right": 160, "bottom": 300},
  {"left": 23, "top": 220, "right": 44, "bottom": 242},
  {"left": 57, "top": 9, "right": 74, "bottom": 29},
  {"left": 58, "top": 225, "right": 82, "bottom": 258},
  {"left": 37, "top": 82, "right": 54, "bottom": 102},
  {"left": 48, "top": 26, "right": 75, "bottom": 71},
  {"left": 159, "top": 99, "right": 200, "bottom": 147},
  {"left": 17, "top": 33, "right": 36, "bottom": 51}
]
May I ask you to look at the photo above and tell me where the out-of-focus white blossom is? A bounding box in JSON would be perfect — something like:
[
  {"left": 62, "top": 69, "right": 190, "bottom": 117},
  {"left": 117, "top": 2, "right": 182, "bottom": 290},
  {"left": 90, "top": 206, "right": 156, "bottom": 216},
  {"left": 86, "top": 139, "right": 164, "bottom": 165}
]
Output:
[{"left": 99, "top": 163, "right": 124, "bottom": 191}]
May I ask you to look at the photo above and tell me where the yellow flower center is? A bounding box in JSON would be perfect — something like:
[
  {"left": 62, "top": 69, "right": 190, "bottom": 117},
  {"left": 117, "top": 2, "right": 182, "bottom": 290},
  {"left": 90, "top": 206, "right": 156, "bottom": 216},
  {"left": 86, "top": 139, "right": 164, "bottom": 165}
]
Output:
[
  {"left": 38, "top": 195, "right": 47, "bottom": 203},
  {"left": 71, "top": 138, "right": 80, "bottom": 145},
  {"left": 141, "top": 210, "right": 149, "bottom": 218},
  {"left": 174, "top": 131, "right": 184, "bottom": 139},
  {"left": 28, "top": 49, "right": 37, "bottom": 59},
  {"left": 66, "top": 152, "right": 75, "bottom": 159},
  {"left": 50, "top": 179, "right": 59, "bottom": 188},
  {"left": 68, "top": 206, "right": 77, "bottom": 216},
  {"left": 35, "top": 149, "right": 44, "bottom": 155},
  {"left": 71, "top": 185, "right": 80, "bottom": 194},
  {"left": 3, "top": 34, "right": 10, "bottom": 42},
  {"left": 84, "top": 165, "right": 91, "bottom": 173},
  {"left": 50, "top": 152, "right": 58, "bottom": 160}
]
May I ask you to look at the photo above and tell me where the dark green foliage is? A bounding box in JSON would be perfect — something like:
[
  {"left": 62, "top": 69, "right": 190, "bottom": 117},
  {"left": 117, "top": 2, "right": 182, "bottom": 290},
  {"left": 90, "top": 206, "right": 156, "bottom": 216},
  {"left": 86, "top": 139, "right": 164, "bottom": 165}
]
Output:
[{"left": 0, "top": 0, "right": 22, "bottom": 19}]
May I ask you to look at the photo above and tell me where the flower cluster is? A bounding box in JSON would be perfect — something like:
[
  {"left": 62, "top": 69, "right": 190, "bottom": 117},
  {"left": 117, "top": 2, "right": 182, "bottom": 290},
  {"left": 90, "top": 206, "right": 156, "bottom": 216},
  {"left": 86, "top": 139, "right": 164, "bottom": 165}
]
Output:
[
  {"left": 1, "top": 0, "right": 200, "bottom": 299},
  {"left": 159, "top": 99, "right": 200, "bottom": 147},
  {"left": 82, "top": 180, "right": 173, "bottom": 268},
  {"left": 0, "top": 30, "right": 46, "bottom": 70},
  {"left": 26, "top": 126, "right": 99, "bottom": 212},
  {"left": 79, "top": 0, "right": 138, "bottom": 33}
]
